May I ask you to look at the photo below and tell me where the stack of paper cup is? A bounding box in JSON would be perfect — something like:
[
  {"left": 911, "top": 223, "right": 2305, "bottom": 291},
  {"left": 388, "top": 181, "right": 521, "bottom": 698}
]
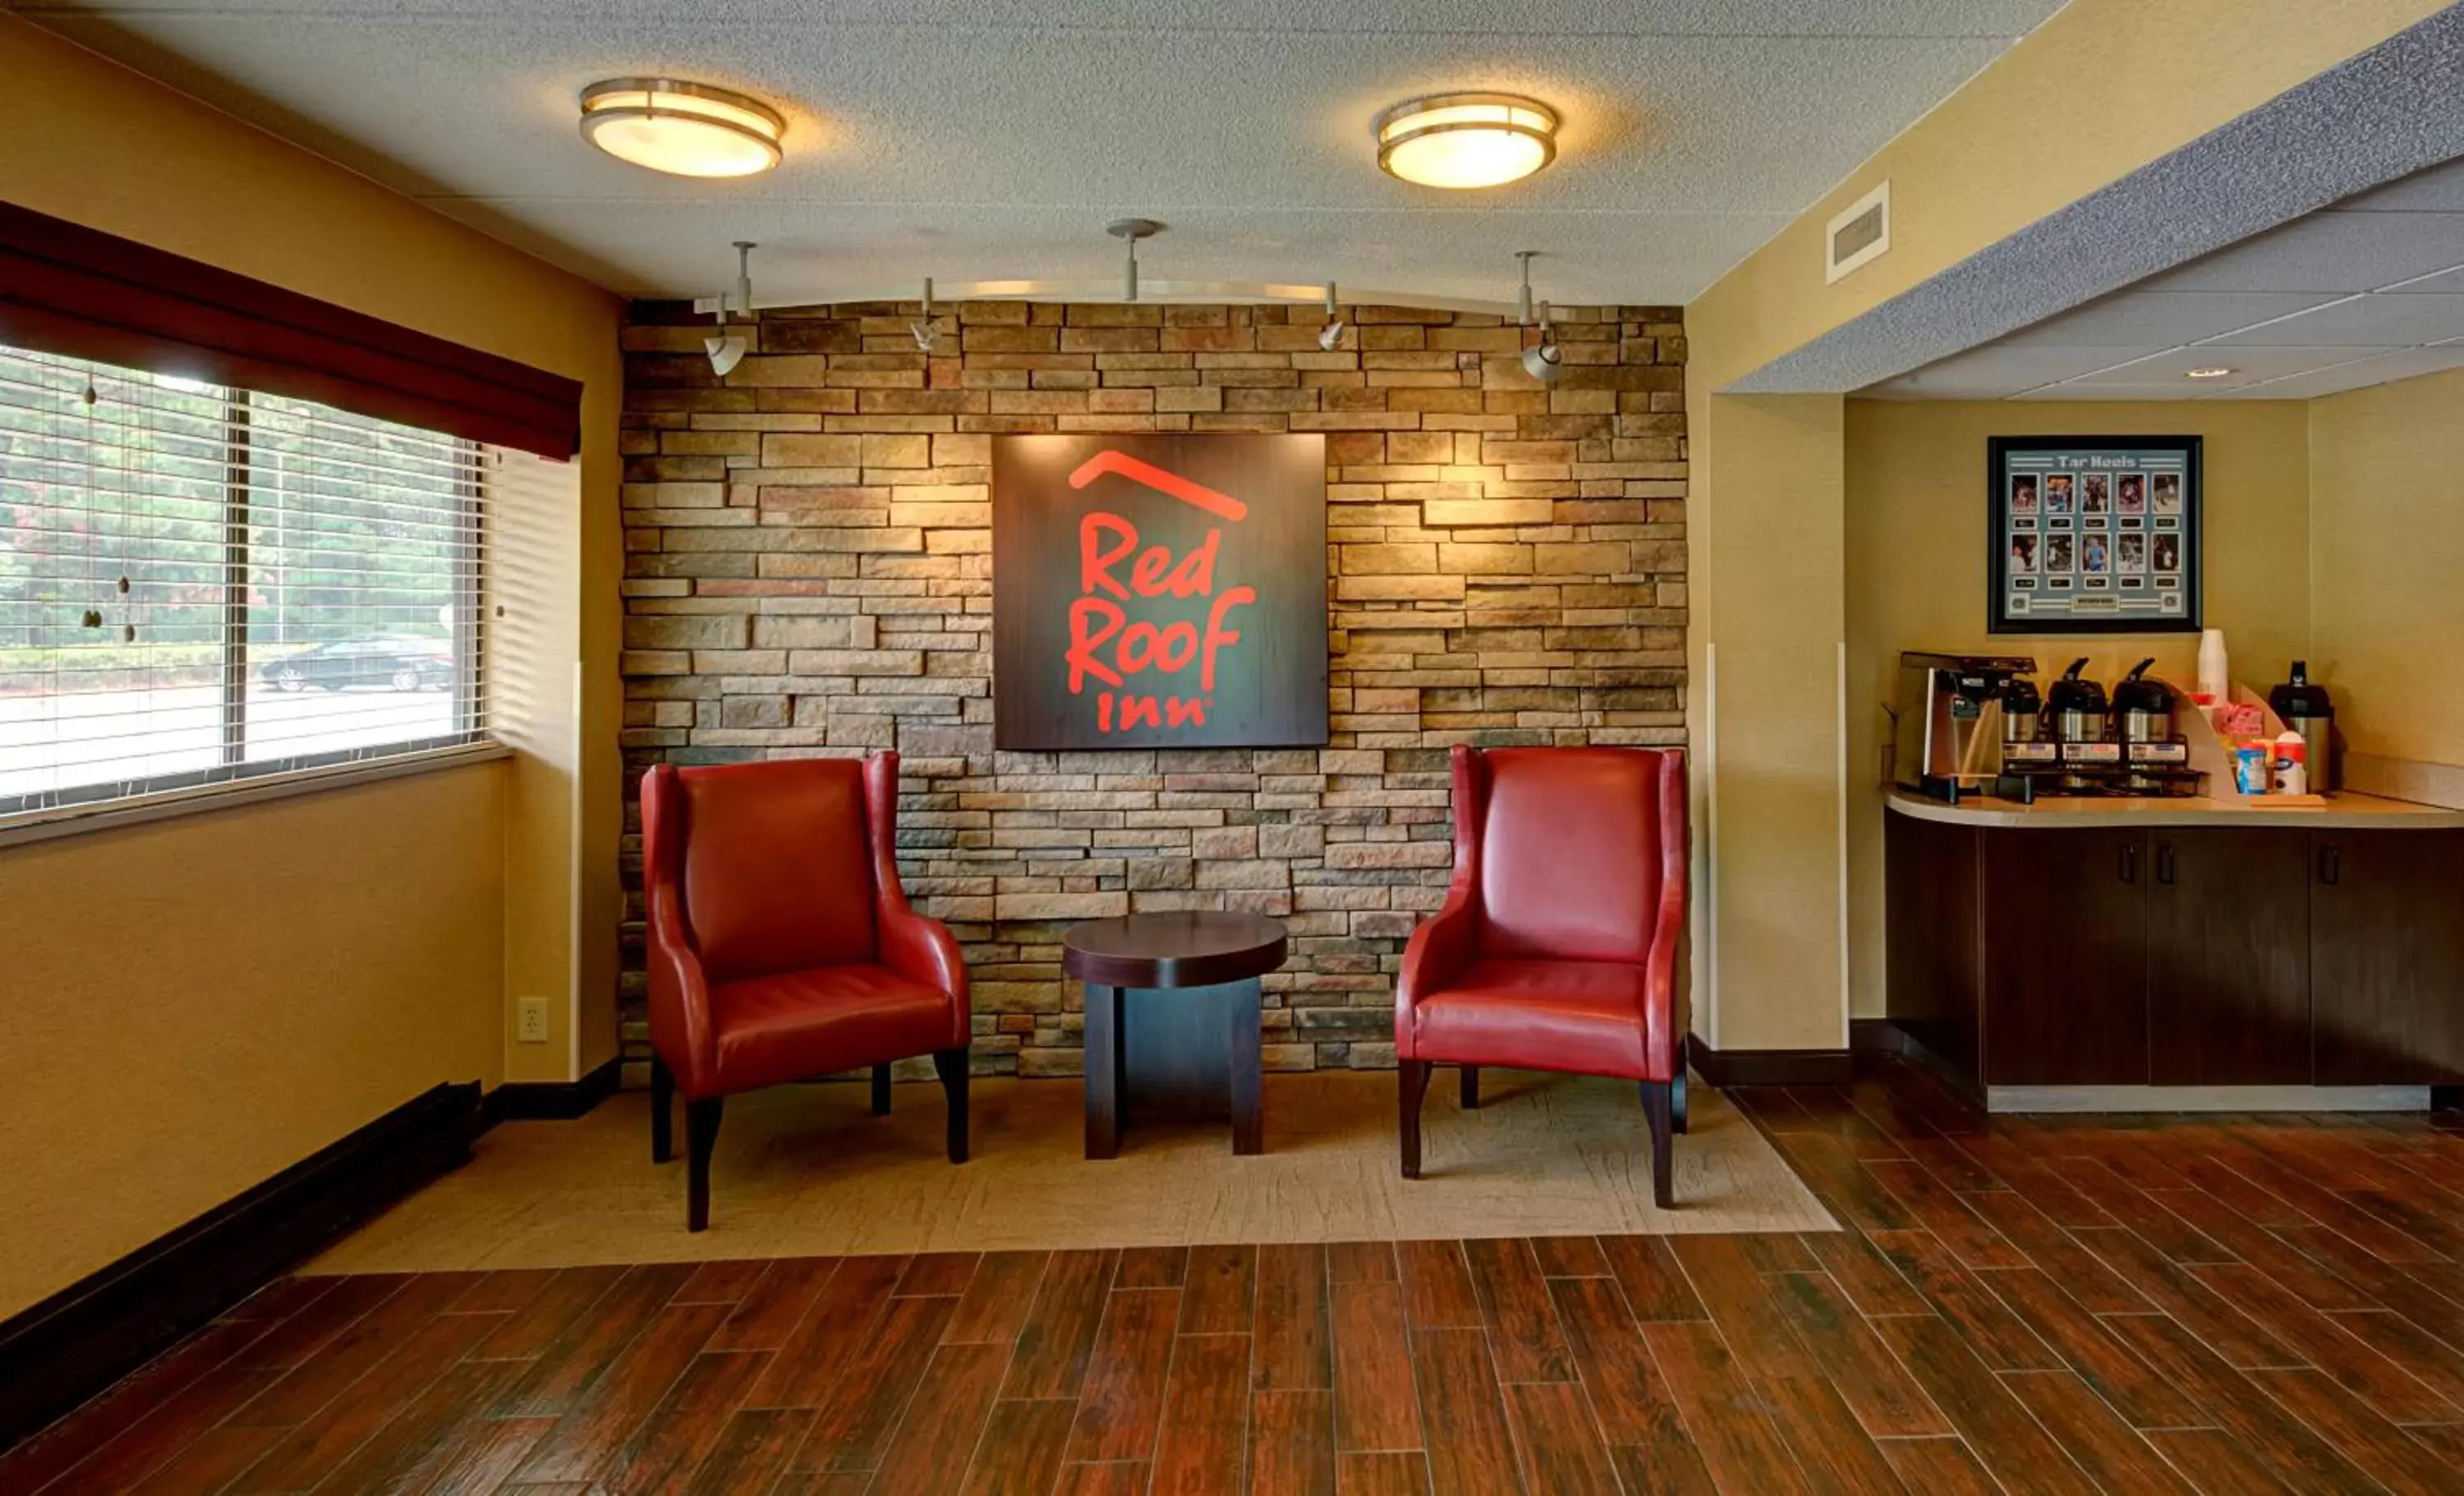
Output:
[{"left": 2196, "top": 628, "right": 2230, "bottom": 704}]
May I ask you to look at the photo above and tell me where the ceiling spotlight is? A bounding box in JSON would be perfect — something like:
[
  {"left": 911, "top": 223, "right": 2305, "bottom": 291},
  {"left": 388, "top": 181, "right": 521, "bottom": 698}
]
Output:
[
  {"left": 912, "top": 278, "right": 941, "bottom": 354},
  {"left": 1376, "top": 92, "right": 1558, "bottom": 190},
  {"left": 1515, "top": 250, "right": 1563, "bottom": 384},
  {"left": 705, "top": 241, "right": 754, "bottom": 378},
  {"left": 1108, "top": 218, "right": 1163, "bottom": 303},
  {"left": 2184, "top": 366, "right": 2235, "bottom": 379},
  {"left": 580, "top": 77, "right": 784, "bottom": 178},
  {"left": 1317, "top": 282, "right": 1346, "bottom": 351}
]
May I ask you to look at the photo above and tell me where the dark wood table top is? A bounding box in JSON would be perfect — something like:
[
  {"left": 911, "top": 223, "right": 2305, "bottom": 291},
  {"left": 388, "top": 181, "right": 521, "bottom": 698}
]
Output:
[{"left": 1063, "top": 910, "right": 1289, "bottom": 989}]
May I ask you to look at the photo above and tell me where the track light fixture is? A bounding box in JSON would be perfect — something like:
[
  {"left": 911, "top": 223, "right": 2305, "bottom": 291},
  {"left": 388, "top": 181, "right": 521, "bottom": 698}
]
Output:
[
  {"left": 1317, "top": 281, "right": 1346, "bottom": 351},
  {"left": 706, "top": 241, "right": 754, "bottom": 378},
  {"left": 911, "top": 277, "right": 941, "bottom": 354},
  {"left": 1515, "top": 250, "right": 1563, "bottom": 384},
  {"left": 1107, "top": 218, "right": 1163, "bottom": 303}
]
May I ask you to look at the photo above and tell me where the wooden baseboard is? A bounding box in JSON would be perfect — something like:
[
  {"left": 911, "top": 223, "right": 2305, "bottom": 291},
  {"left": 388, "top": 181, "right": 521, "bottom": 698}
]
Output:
[
  {"left": 1685, "top": 1034, "right": 1855, "bottom": 1087},
  {"left": 483, "top": 1057, "right": 623, "bottom": 1122},
  {"left": 0, "top": 1081, "right": 482, "bottom": 1455}
]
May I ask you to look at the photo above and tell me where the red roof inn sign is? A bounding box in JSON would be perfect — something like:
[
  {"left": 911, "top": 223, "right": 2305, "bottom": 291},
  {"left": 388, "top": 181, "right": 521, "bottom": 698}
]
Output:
[{"left": 993, "top": 434, "right": 1329, "bottom": 750}]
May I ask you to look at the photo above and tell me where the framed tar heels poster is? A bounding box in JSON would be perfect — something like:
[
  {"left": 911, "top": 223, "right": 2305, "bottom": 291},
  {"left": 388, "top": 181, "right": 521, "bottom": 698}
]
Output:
[{"left": 1988, "top": 434, "right": 2201, "bottom": 635}]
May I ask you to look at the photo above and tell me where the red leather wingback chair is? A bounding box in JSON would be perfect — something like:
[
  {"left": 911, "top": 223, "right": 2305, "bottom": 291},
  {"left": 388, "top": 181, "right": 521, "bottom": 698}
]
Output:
[
  {"left": 1395, "top": 745, "right": 1689, "bottom": 1205},
  {"left": 641, "top": 751, "right": 971, "bottom": 1231}
]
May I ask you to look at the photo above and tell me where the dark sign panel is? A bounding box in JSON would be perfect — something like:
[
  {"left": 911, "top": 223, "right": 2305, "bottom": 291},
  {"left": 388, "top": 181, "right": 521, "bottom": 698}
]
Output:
[{"left": 993, "top": 434, "right": 1328, "bottom": 750}]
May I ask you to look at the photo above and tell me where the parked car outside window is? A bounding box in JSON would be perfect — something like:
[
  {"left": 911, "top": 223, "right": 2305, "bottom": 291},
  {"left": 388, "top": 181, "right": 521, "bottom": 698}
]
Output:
[{"left": 258, "top": 636, "right": 451, "bottom": 693}]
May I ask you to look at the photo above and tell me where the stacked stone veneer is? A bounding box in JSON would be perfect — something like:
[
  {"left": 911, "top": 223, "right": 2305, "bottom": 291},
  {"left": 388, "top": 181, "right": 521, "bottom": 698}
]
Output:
[{"left": 617, "top": 298, "right": 1686, "bottom": 1076}]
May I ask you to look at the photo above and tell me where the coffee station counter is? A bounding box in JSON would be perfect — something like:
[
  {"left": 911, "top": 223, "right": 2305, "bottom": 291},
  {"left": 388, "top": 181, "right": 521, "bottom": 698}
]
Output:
[
  {"left": 1882, "top": 788, "right": 2464, "bottom": 1113},
  {"left": 1885, "top": 787, "right": 2464, "bottom": 831}
]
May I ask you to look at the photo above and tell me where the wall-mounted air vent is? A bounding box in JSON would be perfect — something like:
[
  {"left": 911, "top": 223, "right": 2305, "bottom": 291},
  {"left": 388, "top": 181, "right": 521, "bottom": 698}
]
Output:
[{"left": 1826, "top": 181, "right": 1891, "bottom": 285}]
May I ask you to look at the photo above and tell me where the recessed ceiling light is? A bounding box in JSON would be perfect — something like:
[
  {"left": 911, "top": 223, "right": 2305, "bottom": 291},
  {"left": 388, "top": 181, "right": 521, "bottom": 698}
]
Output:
[
  {"left": 580, "top": 78, "right": 784, "bottom": 177},
  {"left": 1375, "top": 93, "right": 1558, "bottom": 190},
  {"left": 2184, "top": 366, "right": 2235, "bottom": 379}
]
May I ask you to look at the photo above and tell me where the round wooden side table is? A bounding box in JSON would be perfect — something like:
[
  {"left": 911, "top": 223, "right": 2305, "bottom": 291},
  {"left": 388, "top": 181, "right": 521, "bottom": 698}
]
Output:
[{"left": 1063, "top": 910, "right": 1289, "bottom": 1159}]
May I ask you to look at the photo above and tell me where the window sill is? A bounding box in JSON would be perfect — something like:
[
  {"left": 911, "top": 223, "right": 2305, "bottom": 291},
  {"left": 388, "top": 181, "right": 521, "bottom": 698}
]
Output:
[{"left": 0, "top": 741, "right": 514, "bottom": 851}]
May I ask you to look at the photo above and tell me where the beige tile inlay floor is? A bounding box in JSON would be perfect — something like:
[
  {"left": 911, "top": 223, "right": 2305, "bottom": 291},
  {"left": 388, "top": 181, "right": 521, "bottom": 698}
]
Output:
[{"left": 309, "top": 1070, "right": 1834, "bottom": 1273}]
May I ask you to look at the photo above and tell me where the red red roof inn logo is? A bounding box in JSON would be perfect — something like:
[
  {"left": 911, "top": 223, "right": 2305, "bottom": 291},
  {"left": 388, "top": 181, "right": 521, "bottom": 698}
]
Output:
[{"left": 993, "top": 434, "right": 1328, "bottom": 751}]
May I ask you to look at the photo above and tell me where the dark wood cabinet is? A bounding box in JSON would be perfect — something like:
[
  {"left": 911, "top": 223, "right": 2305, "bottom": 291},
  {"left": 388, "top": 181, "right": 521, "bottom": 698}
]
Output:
[
  {"left": 1885, "top": 804, "right": 2464, "bottom": 1099},
  {"left": 2145, "top": 828, "right": 2313, "bottom": 1085},
  {"left": 2312, "top": 829, "right": 2464, "bottom": 1085},
  {"left": 1982, "top": 828, "right": 2149, "bottom": 1086},
  {"left": 1884, "top": 808, "right": 1981, "bottom": 1081}
]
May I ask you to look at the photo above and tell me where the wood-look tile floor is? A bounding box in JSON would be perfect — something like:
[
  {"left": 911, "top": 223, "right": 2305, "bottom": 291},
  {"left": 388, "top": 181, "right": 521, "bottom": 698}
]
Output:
[{"left": 11, "top": 1056, "right": 2464, "bottom": 1494}]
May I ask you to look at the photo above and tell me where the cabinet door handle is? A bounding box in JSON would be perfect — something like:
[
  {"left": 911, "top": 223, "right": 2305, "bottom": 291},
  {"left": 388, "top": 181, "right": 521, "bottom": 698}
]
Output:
[
  {"left": 2320, "top": 845, "right": 2341, "bottom": 886},
  {"left": 2156, "top": 842, "right": 2176, "bottom": 886},
  {"left": 2119, "top": 842, "right": 2139, "bottom": 884}
]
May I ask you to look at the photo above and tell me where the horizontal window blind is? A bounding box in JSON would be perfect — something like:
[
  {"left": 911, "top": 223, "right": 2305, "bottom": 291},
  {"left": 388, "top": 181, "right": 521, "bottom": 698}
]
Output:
[{"left": 1, "top": 342, "right": 488, "bottom": 816}]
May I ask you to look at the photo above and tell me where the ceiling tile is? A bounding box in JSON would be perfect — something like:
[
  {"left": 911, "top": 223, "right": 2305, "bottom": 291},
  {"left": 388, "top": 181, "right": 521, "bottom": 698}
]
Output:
[
  {"left": 2003, "top": 382, "right": 2222, "bottom": 402},
  {"left": 2060, "top": 343, "right": 2402, "bottom": 388},
  {"left": 1887, "top": 343, "right": 2158, "bottom": 399},
  {"left": 1993, "top": 290, "right": 2346, "bottom": 348},
  {"left": 2204, "top": 292, "right": 2464, "bottom": 347},
  {"left": 2335, "top": 153, "right": 2464, "bottom": 212},
  {"left": 2383, "top": 264, "right": 2464, "bottom": 294},
  {"left": 2145, "top": 209, "right": 2464, "bottom": 294},
  {"left": 2206, "top": 344, "right": 2464, "bottom": 399}
]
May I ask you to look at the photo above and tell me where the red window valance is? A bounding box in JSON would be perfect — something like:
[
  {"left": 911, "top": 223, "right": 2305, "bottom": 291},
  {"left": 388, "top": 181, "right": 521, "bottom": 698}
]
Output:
[{"left": 0, "top": 200, "right": 582, "bottom": 459}]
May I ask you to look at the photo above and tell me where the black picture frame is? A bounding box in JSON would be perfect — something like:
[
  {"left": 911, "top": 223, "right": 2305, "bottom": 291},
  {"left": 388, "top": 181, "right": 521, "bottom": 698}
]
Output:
[{"left": 1987, "top": 434, "right": 2202, "bottom": 635}]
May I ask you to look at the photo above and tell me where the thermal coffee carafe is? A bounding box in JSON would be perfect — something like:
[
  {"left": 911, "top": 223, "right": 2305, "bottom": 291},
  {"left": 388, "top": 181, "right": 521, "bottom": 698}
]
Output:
[
  {"left": 2048, "top": 659, "right": 2108, "bottom": 744},
  {"left": 2269, "top": 660, "right": 2336, "bottom": 792},
  {"left": 2047, "top": 659, "right": 2114, "bottom": 794},
  {"left": 2001, "top": 676, "right": 2042, "bottom": 748},
  {"left": 2113, "top": 658, "right": 2172, "bottom": 746}
]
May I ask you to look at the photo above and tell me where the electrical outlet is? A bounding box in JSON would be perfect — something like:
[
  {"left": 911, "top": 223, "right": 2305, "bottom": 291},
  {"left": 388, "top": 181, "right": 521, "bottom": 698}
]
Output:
[{"left": 517, "top": 996, "right": 551, "bottom": 1044}]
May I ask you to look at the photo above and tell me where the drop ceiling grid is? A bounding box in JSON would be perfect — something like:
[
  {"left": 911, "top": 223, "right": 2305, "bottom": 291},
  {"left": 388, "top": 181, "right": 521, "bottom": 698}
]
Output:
[
  {"left": 1869, "top": 156, "right": 2464, "bottom": 403},
  {"left": 10, "top": 0, "right": 2067, "bottom": 305}
]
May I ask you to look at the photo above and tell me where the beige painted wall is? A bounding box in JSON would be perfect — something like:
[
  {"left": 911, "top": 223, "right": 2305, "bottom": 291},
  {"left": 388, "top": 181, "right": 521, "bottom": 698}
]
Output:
[
  {"left": 2310, "top": 367, "right": 2464, "bottom": 772},
  {"left": 1686, "top": 394, "right": 1848, "bottom": 1052},
  {"left": 0, "top": 772, "right": 504, "bottom": 1312},
  {"left": 1841, "top": 399, "right": 2313, "bottom": 1017},
  {"left": 1677, "top": 1, "right": 2434, "bottom": 1058},
  {"left": 0, "top": 15, "right": 622, "bottom": 1314}
]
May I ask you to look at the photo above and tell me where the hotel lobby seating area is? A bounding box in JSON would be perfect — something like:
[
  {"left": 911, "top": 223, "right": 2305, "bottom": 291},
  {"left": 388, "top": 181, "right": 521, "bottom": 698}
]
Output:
[{"left": 8, "top": 3, "right": 2464, "bottom": 1492}]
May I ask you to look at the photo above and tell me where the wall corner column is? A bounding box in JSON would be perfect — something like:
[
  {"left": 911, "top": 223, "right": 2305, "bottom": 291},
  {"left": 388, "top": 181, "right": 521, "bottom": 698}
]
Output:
[{"left": 1687, "top": 391, "right": 1850, "bottom": 1057}]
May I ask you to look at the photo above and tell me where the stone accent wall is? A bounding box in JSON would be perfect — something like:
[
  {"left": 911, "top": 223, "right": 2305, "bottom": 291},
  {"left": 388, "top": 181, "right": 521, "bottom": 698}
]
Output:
[{"left": 617, "top": 298, "right": 1686, "bottom": 1076}]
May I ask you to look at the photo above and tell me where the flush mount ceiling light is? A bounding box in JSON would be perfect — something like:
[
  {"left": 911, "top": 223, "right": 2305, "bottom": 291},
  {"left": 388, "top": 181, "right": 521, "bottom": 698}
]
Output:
[
  {"left": 2184, "top": 366, "right": 2236, "bottom": 379},
  {"left": 1375, "top": 92, "right": 1558, "bottom": 190},
  {"left": 580, "top": 78, "right": 784, "bottom": 177}
]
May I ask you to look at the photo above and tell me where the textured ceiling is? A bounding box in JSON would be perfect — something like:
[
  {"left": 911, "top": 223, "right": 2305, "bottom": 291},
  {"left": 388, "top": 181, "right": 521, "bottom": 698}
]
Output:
[
  {"left": 11, "top": 0, "right": 2066, "bottom": 309},
  {"left": 1864, "top": 156, "right": 2464, "bottom": 402}
]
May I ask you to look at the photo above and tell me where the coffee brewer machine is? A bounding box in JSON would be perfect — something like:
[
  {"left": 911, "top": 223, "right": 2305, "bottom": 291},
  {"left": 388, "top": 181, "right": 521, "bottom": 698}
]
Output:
[{"left": 1892, "top": 652, "right": 2039, "bottom": 803}]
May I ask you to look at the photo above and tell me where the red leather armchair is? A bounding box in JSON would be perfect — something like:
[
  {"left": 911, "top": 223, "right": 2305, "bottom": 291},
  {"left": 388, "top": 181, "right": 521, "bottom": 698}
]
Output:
[
  {"left": 641, "top": 751, "right": 971, "bottom": 1231},
  {"left": 1395, "top": 745, "right": 1689, "bottom": 1205}
]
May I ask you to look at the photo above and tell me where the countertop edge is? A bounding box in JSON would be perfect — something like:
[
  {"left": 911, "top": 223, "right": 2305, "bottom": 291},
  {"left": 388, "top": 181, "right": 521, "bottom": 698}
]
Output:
[{"left": 1883, "top": 787, "right": 2464, "bottom": 831}]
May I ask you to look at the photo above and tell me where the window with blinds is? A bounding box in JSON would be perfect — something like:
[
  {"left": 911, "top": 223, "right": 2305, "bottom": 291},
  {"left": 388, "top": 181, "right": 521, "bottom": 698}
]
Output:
[{"left": 0, "top": 342, "right": 487, "bottom": 817}]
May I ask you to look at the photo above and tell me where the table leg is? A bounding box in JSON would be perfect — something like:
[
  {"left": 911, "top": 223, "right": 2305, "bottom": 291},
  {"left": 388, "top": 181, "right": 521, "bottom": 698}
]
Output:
[
  {"left": 1085, "top": 981, "right": 1122, "bottom": 1160},
  {"left": 1230, "top": 978, "right": 1263, "bottom": 1155}
]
